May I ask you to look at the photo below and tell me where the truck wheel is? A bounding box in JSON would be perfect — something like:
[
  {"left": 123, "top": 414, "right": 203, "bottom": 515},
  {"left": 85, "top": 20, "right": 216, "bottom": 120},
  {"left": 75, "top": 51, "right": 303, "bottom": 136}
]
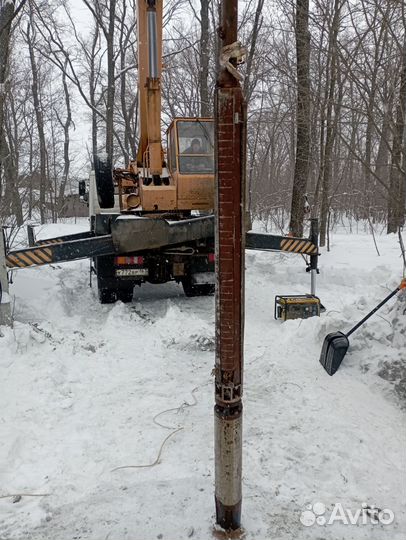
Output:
[
  {"left": 94, "top": 154, "right": 115, "bottom": 208},
  {"left": 117, "top": 287, "right": 134, "bottom": 303},
  {"left": 181, "top": 277, "right": 215, "bottom": 297},
  {"left": 98, "top": 287, "right": 117, "bottom": 304}
]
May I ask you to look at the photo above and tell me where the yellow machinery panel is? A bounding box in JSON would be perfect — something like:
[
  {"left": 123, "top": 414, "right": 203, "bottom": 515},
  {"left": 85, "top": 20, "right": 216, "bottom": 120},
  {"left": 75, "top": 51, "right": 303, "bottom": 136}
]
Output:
[
  {"left": 141, "top": 184, "right": 177, "bottom": 211},
  {"left": 176, "top": 173, "right": 214, "bottom": 210}
]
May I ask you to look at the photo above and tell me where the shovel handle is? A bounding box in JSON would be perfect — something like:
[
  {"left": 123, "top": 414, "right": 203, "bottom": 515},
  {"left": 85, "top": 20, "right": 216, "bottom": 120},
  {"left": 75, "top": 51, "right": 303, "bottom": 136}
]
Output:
[{"left": 346, "top": 284, "right": 402, "bottom": 338}]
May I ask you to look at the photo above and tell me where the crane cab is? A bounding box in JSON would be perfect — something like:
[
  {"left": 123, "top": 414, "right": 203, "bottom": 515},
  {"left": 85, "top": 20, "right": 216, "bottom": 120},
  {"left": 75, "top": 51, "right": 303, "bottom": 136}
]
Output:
[
  {"left": 115, "top": 118, "right": 215, "bottom": 213},
  {"left": 166, "top": 118, "right": 214, "bottom": 211}
]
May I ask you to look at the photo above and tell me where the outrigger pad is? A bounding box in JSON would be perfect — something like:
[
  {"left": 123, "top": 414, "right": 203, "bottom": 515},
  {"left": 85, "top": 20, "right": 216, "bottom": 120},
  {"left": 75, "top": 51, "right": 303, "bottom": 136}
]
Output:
[{"left": 319, "top": 331, "right": 349, "bottom": 376}]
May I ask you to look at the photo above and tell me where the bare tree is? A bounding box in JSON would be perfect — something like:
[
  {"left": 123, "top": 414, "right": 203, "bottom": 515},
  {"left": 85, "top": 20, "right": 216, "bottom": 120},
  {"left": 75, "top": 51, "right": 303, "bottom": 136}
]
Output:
[
  {"left": 318, "top": 0, "right": 343, "bottom": 246},
  {"left": 0, "top": 0, "right": 16, "bottom": 214},
  {"left": 387, "top": 39, "right": 406, "bottom": 233},
  {"left": 25, "top": 12, "right": 48, "bottom": 224},
  {"left": 55, "top": 62, "right": 73, "bottom": 212},
  {"left": 290, "top": 0, "right": 311, "bottom": 237}
]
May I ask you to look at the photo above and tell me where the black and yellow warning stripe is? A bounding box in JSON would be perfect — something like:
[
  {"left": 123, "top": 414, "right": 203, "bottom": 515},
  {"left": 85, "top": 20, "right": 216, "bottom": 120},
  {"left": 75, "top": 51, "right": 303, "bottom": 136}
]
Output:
[
  {"left": 280, "top": 238, "right": 318, "bottom": 254},
  {"left": 6, "top": 234, "right": 116, "bottom": 269},
  {"left": 6, "top": 247, "right": 53, "bottom": 268},
  {"left": 35, "top": 238, "right": 64, "bottom": 246}
]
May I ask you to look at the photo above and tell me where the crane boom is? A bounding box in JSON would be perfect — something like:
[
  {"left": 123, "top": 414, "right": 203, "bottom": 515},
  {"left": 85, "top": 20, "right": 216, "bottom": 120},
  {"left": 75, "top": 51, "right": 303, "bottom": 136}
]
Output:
[
  {"left": 110, "top": 0, "right": 215, "bottom": 211},
  {"left": 136, "top": 0, "right": 164, "bottom": 183}
]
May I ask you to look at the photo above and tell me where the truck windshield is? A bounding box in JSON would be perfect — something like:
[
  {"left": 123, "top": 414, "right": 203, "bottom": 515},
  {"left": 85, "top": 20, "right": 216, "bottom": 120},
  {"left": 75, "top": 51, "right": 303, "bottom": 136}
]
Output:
[{"left": 177, "top": 121, "right": 214, "bottom": 174}]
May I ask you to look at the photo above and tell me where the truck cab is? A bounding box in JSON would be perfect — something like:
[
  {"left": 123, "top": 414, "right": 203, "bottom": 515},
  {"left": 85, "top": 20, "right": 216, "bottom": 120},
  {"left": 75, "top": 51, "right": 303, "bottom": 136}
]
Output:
[{"left": 166, "top": 118, "right": 214, "bottom": 211}]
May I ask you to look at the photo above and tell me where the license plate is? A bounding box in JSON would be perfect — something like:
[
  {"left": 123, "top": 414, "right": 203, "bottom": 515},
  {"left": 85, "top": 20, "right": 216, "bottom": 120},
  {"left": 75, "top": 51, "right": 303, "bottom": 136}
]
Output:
[{"left": 115, "top": 268, "right": 149, "bottom": 277}]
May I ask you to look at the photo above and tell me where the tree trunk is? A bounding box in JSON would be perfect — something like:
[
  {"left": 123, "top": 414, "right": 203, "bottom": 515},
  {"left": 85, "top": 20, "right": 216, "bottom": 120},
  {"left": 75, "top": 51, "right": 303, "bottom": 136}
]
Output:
[
  {"left": 243, "top": 0, "right": 265, "bottom": 227},
  {"left": 5, "top": 94, "right": 23, "bottom": 225},
  {"left": 387, "top": 40, "right": 406, "bottom": 234},
  {"left": 374, "top": 95, "right": 393, "bottom": 207},
  {"left": 243, "top": 0, "right": 264, "bottom": 103},
  {"left": 105, "top": 0, "right": 116, "bottom": 160},
  {"left": 319, "top": 0, "right": 342, "bottom": 247},
  {"left": 0, "top": 0, "right": 15, "bottom": 213},
  {"left": 58, "top": 65, "right": 72, "bottom": 214},
  {"left": 27, "top": 21, "right": 47, "bottom": 224},
  {"left": 90, "top": 23, "right": 99, "bottom": 160},
  {"left": 117, "top": 3, "right": 136, "bottom": 163},
  {"left": 289, "top": 0, "right": 311, "bottom": 237}
]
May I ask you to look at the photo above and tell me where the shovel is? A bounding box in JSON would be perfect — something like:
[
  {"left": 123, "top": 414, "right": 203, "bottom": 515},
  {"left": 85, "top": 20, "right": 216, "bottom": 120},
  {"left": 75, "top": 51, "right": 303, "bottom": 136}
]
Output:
[{"left": 320, "top": 279, "right": 406, "bottom": 376}]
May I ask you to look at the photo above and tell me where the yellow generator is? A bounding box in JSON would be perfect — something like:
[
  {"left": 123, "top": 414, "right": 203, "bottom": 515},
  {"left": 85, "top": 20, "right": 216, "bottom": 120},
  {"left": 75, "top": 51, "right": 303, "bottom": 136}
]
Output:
[{"left": 274, "top": 295, "right": 321, "bottom": 321}]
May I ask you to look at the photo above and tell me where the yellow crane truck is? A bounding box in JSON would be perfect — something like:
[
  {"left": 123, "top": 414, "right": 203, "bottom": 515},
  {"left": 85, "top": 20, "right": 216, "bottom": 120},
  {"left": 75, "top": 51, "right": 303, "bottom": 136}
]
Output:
[
  {"left": 83, "top": 0, "right": 216, "bottom": 303},
  {"left": 4, "top": 0, "right": 320, "bottom": 309}
]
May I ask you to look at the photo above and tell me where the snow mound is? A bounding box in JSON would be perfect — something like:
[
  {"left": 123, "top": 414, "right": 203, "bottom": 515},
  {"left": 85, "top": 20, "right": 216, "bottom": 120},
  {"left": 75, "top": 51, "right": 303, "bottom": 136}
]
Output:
[{"left": 1, "top": 227, "right": 405, "bottom": 540}]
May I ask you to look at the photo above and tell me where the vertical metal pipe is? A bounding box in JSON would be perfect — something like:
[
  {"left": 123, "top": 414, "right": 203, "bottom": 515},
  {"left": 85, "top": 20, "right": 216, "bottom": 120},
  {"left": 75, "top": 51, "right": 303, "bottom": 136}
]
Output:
[
  {"left": 0, "top": 230, "right": 12, "bottom": 327},
  {"left": 27, "top": 225, "right": 35, "bottom": 247},
  {"left": 311, "top": 269, "right": 316, "bottom": 296},
  {"left": 214, "top": 0, "right": 246, "bottom": 531},
  {"left": 144, "top": 0, "right": 162, "bottom": 179},
  {"left": 147, "top": 10, "right": 159, "bottom": 78},
  {"left": 309, "top": 218, "right": 319, "bottom": 296}
]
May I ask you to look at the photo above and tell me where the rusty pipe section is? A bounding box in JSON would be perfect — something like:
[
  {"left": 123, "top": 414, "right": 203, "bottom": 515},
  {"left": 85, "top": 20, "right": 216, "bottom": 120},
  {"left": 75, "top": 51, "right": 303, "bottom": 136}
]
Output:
[
  {"left": 214, "top": 405, "right": 243, "bottom": 528},
  {"left": 214, "top": 0, "right": 246, "bottom": 531}
]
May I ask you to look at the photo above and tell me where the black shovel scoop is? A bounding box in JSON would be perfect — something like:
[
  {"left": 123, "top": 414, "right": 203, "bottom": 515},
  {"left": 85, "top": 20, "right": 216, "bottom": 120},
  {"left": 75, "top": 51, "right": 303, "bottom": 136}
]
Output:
[{"left": 320, "top": 281, "right": 406, "bottom": 376}]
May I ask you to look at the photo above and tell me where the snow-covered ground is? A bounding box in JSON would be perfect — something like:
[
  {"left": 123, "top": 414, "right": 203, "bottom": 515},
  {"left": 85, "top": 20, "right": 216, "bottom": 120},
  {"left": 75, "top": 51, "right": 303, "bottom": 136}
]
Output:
[{"left": 0, "top": 223, "right": 405, "bottom": 540}]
